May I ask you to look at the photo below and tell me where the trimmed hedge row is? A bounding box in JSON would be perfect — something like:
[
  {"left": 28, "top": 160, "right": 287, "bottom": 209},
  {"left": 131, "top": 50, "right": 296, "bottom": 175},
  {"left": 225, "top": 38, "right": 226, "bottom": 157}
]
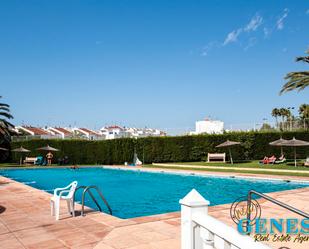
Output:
[{"left": 10, "top": 131, "right": 309, "bottom": 165}]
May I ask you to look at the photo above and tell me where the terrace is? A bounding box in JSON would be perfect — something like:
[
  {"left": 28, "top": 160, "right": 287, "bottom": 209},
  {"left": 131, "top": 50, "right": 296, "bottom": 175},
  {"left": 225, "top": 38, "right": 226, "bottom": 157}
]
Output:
[{"left": 0, "top": 166, "right": 309, "bottom": 249}]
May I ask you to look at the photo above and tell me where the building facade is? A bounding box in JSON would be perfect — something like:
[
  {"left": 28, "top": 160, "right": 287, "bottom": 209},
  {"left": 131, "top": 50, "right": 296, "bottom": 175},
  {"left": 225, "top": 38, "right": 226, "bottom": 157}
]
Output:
[{"left": 190, "top": 119, "right": 224, "bottom": 135}]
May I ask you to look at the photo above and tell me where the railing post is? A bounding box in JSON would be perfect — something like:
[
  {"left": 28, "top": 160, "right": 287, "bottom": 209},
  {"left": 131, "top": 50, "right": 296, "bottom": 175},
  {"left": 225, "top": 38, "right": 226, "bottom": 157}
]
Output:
[{"left": 179, "top": 189, "right": 210, "bottom": 249}]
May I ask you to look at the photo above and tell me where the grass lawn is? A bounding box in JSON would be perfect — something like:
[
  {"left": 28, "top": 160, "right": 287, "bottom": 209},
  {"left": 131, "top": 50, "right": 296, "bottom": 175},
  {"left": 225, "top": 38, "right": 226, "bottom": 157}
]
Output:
[
  {"left": 170, "top": 160, "right": 309, "bottom": 171},
  {"left": 148, "top": 160, "right": 309, "bottom": 177},
  {"left": 145, "top": 164, "right": 309, "bottom": 177},
  {"left": 0, "top": 163, "right": 33, "bottom": 168}
]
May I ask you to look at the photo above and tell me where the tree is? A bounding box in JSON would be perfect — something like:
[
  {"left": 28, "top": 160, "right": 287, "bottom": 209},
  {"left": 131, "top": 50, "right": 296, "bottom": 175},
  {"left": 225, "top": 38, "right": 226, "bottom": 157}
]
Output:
[
  {"left": 299, "top": 104, "right": 309, "bottom": 119},
  {"left": 280, "top": 49, "right": 309, "bottom": 94},
  {"left": 0, "top": 96, "right": 14, "bottom": 142},
  {"left": 260, "top": 123, "right": 274, "bottom": 131},
  {"left": 271, "top": 108, "right": 280, "bottom": 129},
  {"left": 283, "top": 108, "right": 291, "bottom": 120},
  {"left": 299, "top": 104, "right": 309, "bottom": 129},
  {"left": 0, "top": 96, "right": 14, "bottom": 162},
  {"left": 278, "top": 108, "right": 291, "bottom": 131}
]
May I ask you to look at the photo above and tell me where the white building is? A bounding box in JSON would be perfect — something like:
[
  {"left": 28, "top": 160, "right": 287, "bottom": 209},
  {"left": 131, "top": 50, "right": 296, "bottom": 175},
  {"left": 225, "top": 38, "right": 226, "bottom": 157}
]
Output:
[
  {"left": 72, "top": 128, "right": 105, "bottom": 140},
  {"left": 100, "top": 125, "right": 129, "bottom": 140},
  {"left": 190, "top": 118, "right": 224, "bottom": 135},
  {"left": 142, "top": 128, "right": 166, "bottom": 137},
  {"left": 15, "top": 126, "right": 57, "bottom": 139},
  {"left": 124, "top": 127, "right": 141, "bottom": 138},
  {"left": 101, "top": 125, "right": 167, "bottom": 139},
  {"left": 47, "top": 127, "right": 73, "bottom": 139}
]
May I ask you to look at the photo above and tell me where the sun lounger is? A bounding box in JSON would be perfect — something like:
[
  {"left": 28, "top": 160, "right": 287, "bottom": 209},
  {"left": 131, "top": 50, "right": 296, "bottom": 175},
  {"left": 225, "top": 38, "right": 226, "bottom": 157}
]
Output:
[
  {"left": 275, "top": 158, "right": 286, "bottom": 164},
  {"left": 275, "top": 155, "right": 286, "bottom": 164},
  {"left": 304, "top": 157, "right": 309, "bottom": 167}
]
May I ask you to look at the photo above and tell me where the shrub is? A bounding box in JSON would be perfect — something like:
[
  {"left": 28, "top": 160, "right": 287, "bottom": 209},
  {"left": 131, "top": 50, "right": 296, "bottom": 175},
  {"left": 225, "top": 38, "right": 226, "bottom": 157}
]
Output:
[{"left": 10, "top": 131, "right": 309, "bottom": 165}]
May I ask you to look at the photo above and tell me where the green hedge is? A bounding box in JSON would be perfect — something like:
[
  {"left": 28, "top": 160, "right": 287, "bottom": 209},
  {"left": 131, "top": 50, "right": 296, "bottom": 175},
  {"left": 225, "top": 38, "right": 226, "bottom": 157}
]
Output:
[{"left": 10, "top": 131, "right": 309, "bottom": 165}]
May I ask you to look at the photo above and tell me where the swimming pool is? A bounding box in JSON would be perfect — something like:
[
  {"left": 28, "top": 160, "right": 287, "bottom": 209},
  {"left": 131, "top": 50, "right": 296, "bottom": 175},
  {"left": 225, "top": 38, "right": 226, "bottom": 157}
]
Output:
[{"left": 1, "top": 167, "right": 308, "bottom": 219}]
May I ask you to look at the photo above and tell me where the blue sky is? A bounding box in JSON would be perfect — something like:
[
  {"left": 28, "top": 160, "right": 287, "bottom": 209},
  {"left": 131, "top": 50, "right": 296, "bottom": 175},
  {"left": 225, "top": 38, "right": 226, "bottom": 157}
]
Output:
[{"left": 1, "top": 0, "right": 309, "bottom": 134}]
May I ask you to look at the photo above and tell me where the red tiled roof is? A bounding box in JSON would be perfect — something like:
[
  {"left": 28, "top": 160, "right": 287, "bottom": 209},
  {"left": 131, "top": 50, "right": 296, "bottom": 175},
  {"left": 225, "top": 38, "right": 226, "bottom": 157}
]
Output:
[
  {"left": 79, "top": 128, "right": 101, "bottom": 136},
  {"left": 22, "top": 126, "right": 50, "bottom": 135},
  {"left": 52, "top": 127, "right": 72, "bottom": 135},
  {"left": 105, "top": 125, "right": 123, "bottom": 130}
]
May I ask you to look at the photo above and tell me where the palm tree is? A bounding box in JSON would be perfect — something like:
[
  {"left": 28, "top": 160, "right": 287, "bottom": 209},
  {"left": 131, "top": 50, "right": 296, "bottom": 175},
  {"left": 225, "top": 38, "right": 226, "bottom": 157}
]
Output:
[
  {"left": 299, "top": 104, "right": 309, "bottom": 129},
  {"left": 278, "top": 108, "right": 291, "bottom": 131},
  {"left": 0, "top": 96, "right": 14, "bottom": 141},
  {"left": 280, "top": 50, "right": 309, "bottom": 94},
  {"left": 299, "top": 104, "right": 309, "bottom": 119},
  {"left": 284, "top": 108, "right": 292, "bottom": 131},
  {"left": 271, "top": 108, "right": 280, "bottom": 129},
  {"left": 278, "top": 108, "right": 285, "bottom": 130}
]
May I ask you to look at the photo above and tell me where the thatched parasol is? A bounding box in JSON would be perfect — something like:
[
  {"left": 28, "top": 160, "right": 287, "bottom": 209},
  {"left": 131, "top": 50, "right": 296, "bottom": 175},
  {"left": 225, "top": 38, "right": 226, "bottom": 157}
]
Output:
[
  {"left": 269, "top": 137, "right": 288, "bottom": 156},
  {"left": 216, "top": 140, "right": 241, "bottom": 164},
  {"left": 36, "top": 145, "right": 59, "bottom": 152},
  {"left": 12, "top": 146, "right": 31, "bottom": 165},
  {"left": 281, "top": 137, "right": 309, "bottom": 167}
]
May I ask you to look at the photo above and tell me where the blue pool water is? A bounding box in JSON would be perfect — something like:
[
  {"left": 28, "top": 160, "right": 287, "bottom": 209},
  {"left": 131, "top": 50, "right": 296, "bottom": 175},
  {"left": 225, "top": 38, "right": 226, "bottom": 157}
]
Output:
[{"left": 1, "top": 167, "right": 308, "bottom": 219}]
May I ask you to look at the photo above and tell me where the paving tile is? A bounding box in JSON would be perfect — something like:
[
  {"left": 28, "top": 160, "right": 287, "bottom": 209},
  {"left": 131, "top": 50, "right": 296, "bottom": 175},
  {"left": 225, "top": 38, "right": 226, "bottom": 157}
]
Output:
[
  {"left": 133, "top": 231, "right": 171, "bottom": 243},
  {"left": 60, "top": 236, "right": 100, "bottom": 248},
  {"left": 93, "top": 243, "right": 115, "bottom": 249},
  {"left": 25, "top": 239, "right": 66, "bottom": 249},
  {"left": 13, "top": 228, "right": 56, "bottom": 245},
  {"left": 92, "top": 228, "right": 113, "bottom": 239},
  {"left": 0, "top": 233, "right": 26, "bottom": 249},
  {"left": 149, "top": 238, "right": 180, "bottom": 249},
  {"left": 102, "top": 234, "right": 143, "bottom": 248},
  {"left": 2, "top": 174, "right": 309, "bottom": 249},
  {"left": 126, "top": 245, "right": 153, "bottom": 249},
  {"left": 163, "top": 220, "right": 180, "bottom": 227},
  {"left": 0, "top": 221, "right": 10, "bottom": 235}
]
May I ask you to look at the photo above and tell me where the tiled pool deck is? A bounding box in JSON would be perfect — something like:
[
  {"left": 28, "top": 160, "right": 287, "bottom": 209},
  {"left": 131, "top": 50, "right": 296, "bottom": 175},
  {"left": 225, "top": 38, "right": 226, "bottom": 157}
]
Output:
[{"left": 0, "top": 166, "right": 309, "bottom": 249}]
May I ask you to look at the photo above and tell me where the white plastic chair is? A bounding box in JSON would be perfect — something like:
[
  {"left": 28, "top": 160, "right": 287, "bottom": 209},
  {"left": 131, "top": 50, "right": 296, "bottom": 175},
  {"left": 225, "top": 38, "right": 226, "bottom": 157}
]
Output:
[{"left": 50, "top": 181, "right": 78, "bottom": 220}]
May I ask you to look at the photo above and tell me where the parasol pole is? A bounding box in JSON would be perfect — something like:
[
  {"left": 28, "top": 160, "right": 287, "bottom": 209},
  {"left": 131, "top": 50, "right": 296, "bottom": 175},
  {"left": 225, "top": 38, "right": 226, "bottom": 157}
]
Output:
[
  {"left": 229, "top": 148, "right": 233, "bottom": 165},
  {"left": 294, "top": 147, "right": 297, "bottom": 167}
]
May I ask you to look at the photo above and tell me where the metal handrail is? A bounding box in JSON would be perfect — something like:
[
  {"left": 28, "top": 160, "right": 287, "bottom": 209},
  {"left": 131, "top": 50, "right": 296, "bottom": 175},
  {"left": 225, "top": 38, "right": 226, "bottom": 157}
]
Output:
[
  {"left": 246, "top": 190, "right": 309, "bottom": 232},
  {"left": 73, "top": 185, "right": 112, "bottom": 216},
  {"left": 74, "top": 186, "right": 98, "bottom": 212},
  {"left": 74, "top": 186, "right": 103, "bottom": 214},
  {"left": 82, "top": 186, "right": 112, "bottom": 216}
]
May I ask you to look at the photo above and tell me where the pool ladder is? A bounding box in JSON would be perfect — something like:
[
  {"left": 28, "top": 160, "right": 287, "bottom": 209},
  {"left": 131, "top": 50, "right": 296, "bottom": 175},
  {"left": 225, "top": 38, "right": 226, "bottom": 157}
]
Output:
[{"left": 73, "top": 185, "right": 112, "bottom": 216}]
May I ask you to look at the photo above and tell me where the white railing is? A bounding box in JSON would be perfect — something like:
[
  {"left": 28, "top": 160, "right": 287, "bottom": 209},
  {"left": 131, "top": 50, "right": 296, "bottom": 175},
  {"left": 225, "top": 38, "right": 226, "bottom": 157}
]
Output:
[{"left": 179, "top": 189, "right": 271, "bottom": 249}]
